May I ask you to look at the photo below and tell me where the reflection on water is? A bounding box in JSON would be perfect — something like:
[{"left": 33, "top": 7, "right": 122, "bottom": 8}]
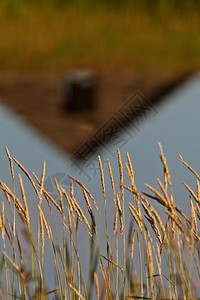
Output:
[
  {"left": 77, "top": 73, "right": 200, "bottom": 218},
  {"left": 0, "top": 73, "right": 200, "bottom": 295}
]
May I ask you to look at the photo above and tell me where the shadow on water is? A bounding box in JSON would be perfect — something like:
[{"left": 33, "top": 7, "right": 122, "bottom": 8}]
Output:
[{"left": 72, "top": 70, "right": 192, "bottom": 163}]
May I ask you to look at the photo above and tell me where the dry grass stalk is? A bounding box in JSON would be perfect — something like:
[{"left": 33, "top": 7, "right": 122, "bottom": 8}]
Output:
[
  {"left": 147, "top": 240, "right": 154, "bottom": 278},
  {"left": 68, "top": 207, "right": 73, "bottom": 250},
  {"left": 63, "top": 221, "right": 69, "bottom": 231},
  {"left": 119, "top": 183, "right": 133, "bottom": 194},
  {"left": 126, "top": 152, "right": 138, "bottom": 200},
  {"left": 69, "top": 184, "right": 80, "bottom": 226},
  {"left": 142, "top": 191, "right": 167, "bottom": 208},
  {"left": 179, "top": 154, "right": 200, "bottom": 181},
  {"left": 16, "top": 227, "right": 23, "bottom": 261},
  {"left": 5, "top": 147, "right": 14, "bottom": 183},
  {"left": 145, "top": 184, "right": 168, "bottom": 207},
  {"left": 54, "top": 178, "right": 64, "bottom": 213},
  {"left": 4, "top": 211, "right": 13, "bottom": 247},
  {"left": 0, "top": 181, "right": 26, "bottom": 223},
  {"left": 3, "top": 251, "right": 32, "bottom": 290},
  {"left": 32, "top": 172, "right": 40, "bottom": 185},
  {"left": 125, "top": 164, "right": 133, "bottom": 187},
  {"left": 39, "top": 187, "right": 52, "bottom": 213},
  {"left": 169, "top": 203, "right": 175, "bottom": 242},
  {"left": 175, "top": 205, "right": 190, "bottom": 225},
  {"left": 107, "top": 159, "right": 116, "bottom": 199},
  {"left": 126, "top": 152, "right": 135, "bottom": 184},
  {"left": 183, "top": 182, "right": 199, "bottom": 204},
  {"left": 0, "top": 181, "right": 24, "bottom": 213},
  {"left": 156, "top": 243, "right": 161, "bottom": 267},
  {"left": 68, "top": 283, "right": 86, "bottom": 300},
  {"left": 38, "top": 205, "right": 50, "bottom": 240},
  {"left": 113, "top": 202, "right": 118, "bottom": 234},
  {"left": 70, "top": 181, "right": 74, "bottom": 199},
  {"left": 13, "top": 157, "right": 41, "bottom": 201},
  {"left": 4, "top": 226, "right": 13, "bottom": 248},
  {"left": 190, "top": 197, "right": 198, "bottom": 233},
  {"left": 6, "top": 211, "right": 12, "bottom": 236},
  {"left": 101, "top": 255, "right": 123, "bottom": 272},
  {"left": 76, "top": 215, "right": 79, "bottom": 233},
  {"left": 194, "top": 205, "right": 200, "bottom": 221},
  {"left": 94, "top": 272, "right": 99, "bottom": 300},
  {"left": 69, "top": 176, "right": 99, "bottom": 213},
  {"left": 129, "top": 200, "right": 152, "bottom": 241},
  {"left": 116, "top": 192, "right": 123, "bottom": 235},
  {"left": 40, "top": 160, "right": 46, "bottom": 196},
  {"left": 141, "top": 201, "right": 162, "bottom": 243},
  {"left": 129, "top": 205, "right": 144, "bottom": 237},
  {"left": 157, "top": 178, "right": 170, "bottom": 205},
  {"left": 98, "top": 156, "right": 106, "bottom": 202},
  {"left": 39, "top": 208, "right": 45, "bottom": 257},
  {"left": 163, "top": 172, "right": 168, "bottom": 192},
  {"left": 174, "top": 213, "right": 185, "bottom": 229},
  {"left": 71, "top": 196, "right": 92, "bottom": 235},
  {"left": 69, "top": 196, "right": 82, "bottom": 218},
  {"left": 70, "top": 197, "right": 81, "bottom": 225},
  {"left": 144, "top": 189, "right": 178, "bottom": 231},
  {"left": 160, "top": 217, "right": 170, "bottom": 254},
  {"left": 140, "top": 194, "right": 165, "bottom": 235},
  {"left": 126, "top": 163, "right": 141, "bottom": 218},
  {"left": 193, "top": 231, "right": 200, "bottom": 244},
  {"left": 130, "top": 230, "right": 135, "bottom": 261},
  {"left": 43, "top": 188, "right": 62, "bottom": 214},
  {"left": 158, "top": 142, "right": 172, "bottom": 188},
  {"left": 3, "top": 251, "right": 21, "bottom": 274},
  {"left": 165, "top": 210, "right": 189, "bottom": 244},
  {"left": 0, "top": 216, "right": 3, "bottom": 240},
  {"left": 18, "top": 174, "right": 30, "bottom": 226},
  {"left": 3, "top": 191, "right": 11, "bottom": 205},
  {"left": 61, "top": 187, "right": 74, "bottom": 219},
  {"left": 118, "top": 149, "right": 124, "bottom": 202},
  {"left": 197, "top": 180, "right": 200, "bottom": 203},
  {"left": 1, "top": 202, "right": 5, "bottom": 241},
  {"left": 83, "top": 189, "right": 96, "bottom": 234},
  {"left": 69, "top": 183, "right": 78, "bottom": 224},
  {"left": 169, "top": 195, "right": 176, "bottom": 241},
  {"left": 129, "top": 202, "right": 141, "bottom": 221},
  {"left": 190, "top": 197, "right": 194, "bottom": 256},
  {"left": 33, "top": 172, "right": 54, "bottom": 213}
]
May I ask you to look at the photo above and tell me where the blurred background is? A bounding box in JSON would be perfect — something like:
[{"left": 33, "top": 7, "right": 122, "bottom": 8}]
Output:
[
  {"left": 0, "top": 0, "right": 200, "bottom": 71},
  {"left": 0, "top": 0, "right": 199, "bottom": 156}
]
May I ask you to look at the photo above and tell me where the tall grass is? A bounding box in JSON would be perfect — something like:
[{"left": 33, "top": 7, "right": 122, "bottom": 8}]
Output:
[{"left": 1, "top": 143, "right": 200, "bottom": 298}]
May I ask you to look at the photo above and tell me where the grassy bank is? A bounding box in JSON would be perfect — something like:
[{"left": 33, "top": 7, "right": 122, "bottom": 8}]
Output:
[
  {"left": 0, "top": 0, "right": 200, "bottom": 72},
  {"left": 1, "top": 144, "right": 200, "bottom": 298}
]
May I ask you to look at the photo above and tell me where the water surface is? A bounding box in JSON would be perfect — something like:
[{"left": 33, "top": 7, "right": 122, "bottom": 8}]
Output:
[{"left": 0, "top": 73, "right": 200, "bottom": 295}]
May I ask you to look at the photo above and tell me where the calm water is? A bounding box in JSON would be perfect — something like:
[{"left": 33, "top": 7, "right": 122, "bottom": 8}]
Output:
[
  {"left": 76, "top": 73, "right": 200, "bottom": 224},
  {"left": 0, "top": 73, "right": 200, "bottom": 295}
]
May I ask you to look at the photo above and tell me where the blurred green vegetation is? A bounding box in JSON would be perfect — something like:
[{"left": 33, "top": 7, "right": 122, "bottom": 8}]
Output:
[{"left": 0, "top": 0, "right": 200, "bottom": 71}]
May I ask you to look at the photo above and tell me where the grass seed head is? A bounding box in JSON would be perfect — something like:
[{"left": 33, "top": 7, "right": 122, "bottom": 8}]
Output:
[{"left": 5, "top": 147, "right": 14, "bottom": 183}]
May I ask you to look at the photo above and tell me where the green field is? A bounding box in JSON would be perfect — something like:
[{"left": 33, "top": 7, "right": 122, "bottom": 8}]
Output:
[{"left": 0, "top": 0, "right": 200, "bottom": 72}]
